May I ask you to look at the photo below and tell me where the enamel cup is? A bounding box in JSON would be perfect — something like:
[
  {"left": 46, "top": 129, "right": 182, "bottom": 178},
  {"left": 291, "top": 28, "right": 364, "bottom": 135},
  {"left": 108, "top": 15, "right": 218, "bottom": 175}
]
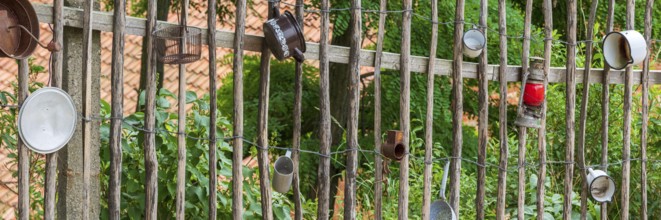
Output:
[
  {"left": 272, "top": 151, "right": 294, "bottom": 193},
  {"left": 263, "top": 10, "right": 306, "bottom": 62},
  {"left": 603, "top": 30, "right": 647, "bottom": 70},
  {"left": 586, "top": 168, "right": 616, "bottom": 202},
  {"left": 462, "top": 28, "right": 486, "bottom": 58}
]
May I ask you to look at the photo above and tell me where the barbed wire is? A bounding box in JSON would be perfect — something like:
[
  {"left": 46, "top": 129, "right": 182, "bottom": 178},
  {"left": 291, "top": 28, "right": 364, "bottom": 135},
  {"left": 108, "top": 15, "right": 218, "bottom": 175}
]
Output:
[
  {"left": 2, "top": 102, "right": 656, "bottom": 175},
  {"left": 271, "top": 0, "right": 661, "bottom": 46}
]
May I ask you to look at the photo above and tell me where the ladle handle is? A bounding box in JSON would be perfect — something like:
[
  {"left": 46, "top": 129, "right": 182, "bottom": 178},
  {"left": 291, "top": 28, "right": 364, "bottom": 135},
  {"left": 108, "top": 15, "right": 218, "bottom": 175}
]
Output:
[
  {"left": 9, "top": 25, "right": 61, "bottom": 52},
  {"left": 440, "top": 161, "right": 450, "bottom": 200}
]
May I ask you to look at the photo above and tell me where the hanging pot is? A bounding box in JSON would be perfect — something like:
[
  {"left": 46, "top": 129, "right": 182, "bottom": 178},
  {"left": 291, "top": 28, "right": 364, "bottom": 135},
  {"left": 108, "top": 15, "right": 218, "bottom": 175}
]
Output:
[
  {"left": 18, "top": 87, "right": 77, "bottom": 154},
  {"left": 429, "top": 161, "right": 456, "bottom": 220},
  {"left": 462, "top": 28, "right": 486, "bottom": 58},
  {"left": 586, "top": 168, "right": 616, "bottom": 203},
  {"left": 263, "top": 10, "right": 306, "bottom": 62},
  {"left": 383, "top": 130, "right": 406, "bottom": 161},
  {"left": 603, "top": 30, "right": 647, "bottom": 70},
  {"left": 272, "top": 150, "right": 294, "bottom": 193},
  {"left": 0, "top": 0, "right": 40, "bottom": 59}
]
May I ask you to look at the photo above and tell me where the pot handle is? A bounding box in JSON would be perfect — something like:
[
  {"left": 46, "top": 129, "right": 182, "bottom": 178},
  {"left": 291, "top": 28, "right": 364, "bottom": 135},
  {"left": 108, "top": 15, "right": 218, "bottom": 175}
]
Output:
[
  {"left": 270, "top": 4, "right": 281, "bottom": 18},
  {"left": 440, "top": 161, "right": 450, "bottom": 200},
  {"left": 293, "top": 48, "right": 305, "bottom": 63},
  {"left": 285, "top": 150, "right": 292, "bottom": 158}
]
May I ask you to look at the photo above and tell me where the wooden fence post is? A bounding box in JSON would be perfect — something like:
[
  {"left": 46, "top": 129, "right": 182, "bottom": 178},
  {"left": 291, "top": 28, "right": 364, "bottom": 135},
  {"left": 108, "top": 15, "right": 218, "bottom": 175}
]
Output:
[
  {"left": 562, "top": 0, "right": 577, "bottom": 218},
  {"left": 576, "top": 0, "right": 599, "bottom": 218},
  {"left": 176, "top": 0, "right": 190, "bottom": 219},
  {"left": 108, "top": 0, "right": 126, "bottom": 218},
  {"left": 17, "top": 59, "right": 29, "bottom": 220},
  {"left": 536, "top": 0, "right": 553, "bottom": 218},
  {"left": 476, "top": 0, "right": 488, "bottom": 217},
  {"left": 231, "top": 0, "right": 246, "bottom": 218},
  {"left": 600, "top": 0, "right": 614, "bottom": 218},
  {"left": 398, "top": 0, "right": 412, "bottom": 219},
  {"left": 45, "top": 0, "right": 64, "bottom": 218},
  {"left": 345, "top": 0, "right": 362, "bottom": 218},
  {"left": 621, "top": 0, "right": 635, "bottom": 218},
  {"left": 516, "top": 0, "right": 533, "bottom": 218},
  {"left": 422, "top": 0, "right": 438, "bottom": 219},
  {"left": 256, "top": 1, "right": 276, "bottom": 219},
  {"left": 142, "top": 0, "right": 159, "bottom": 217},
  {"left": 292, "top": 1, "right": 304, "bottom": 219},
  {"left": 317, "top": 0, "right": 331, "bottom": 219},
  {"left": 449, "top": 0, "right": 465, "bottom": 216},
  {"left": 495, "top": 0, "right": 508, "bottom": 218},
  {"left": 641, "top": 0, "right": 654, "bottom": 219},
  {"left": 207, "top": 0, "right": 218, "bottom": 217},
  {"left": 81, "top": 0, "right": 95, "bottom": 218},
  {"left": 373, "top": 0, "right": 387, "bottom": 219}
]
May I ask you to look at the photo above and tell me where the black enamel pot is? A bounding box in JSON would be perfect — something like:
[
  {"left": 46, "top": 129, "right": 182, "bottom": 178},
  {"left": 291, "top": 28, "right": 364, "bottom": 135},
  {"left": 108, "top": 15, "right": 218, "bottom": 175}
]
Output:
[{"left": 263, "top": 10, "right": 306, "bottom": 62}]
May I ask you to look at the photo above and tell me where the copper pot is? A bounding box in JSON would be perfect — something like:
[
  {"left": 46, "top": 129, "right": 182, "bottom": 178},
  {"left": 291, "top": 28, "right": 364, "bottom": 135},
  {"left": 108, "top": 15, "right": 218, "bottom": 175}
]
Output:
[
  {"left": 263, "top": 10, "right": 306, "bottom": 62},
  {"left": 383, "top": 130, "right": 406, "bottom": 161},
  {"left": 0, "top": 0, "right": 40, "bottom": 59}
]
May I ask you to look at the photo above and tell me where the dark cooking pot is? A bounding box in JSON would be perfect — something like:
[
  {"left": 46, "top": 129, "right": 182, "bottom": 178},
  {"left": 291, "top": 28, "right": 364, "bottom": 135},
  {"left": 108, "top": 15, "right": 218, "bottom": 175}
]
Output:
[
  {"left": 0, "top": 0, "right": 40, "bottom": 59},
  {"left": 263, "top": 10, "right": 306, "bottom": 62}
]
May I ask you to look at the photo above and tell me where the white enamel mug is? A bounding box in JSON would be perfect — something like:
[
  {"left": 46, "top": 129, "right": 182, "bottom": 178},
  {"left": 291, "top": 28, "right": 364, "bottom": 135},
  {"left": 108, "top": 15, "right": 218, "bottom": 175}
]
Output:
[
  {"left": 272, "top": 150, "right": 294, "bottom": 193},
  {"left": 603, "top": 30, "right": 647, "bottom": 70},
  {"left": 586, "top": 168, "right": 616, "bottom": 202},
  {"left": 462, "top": 28, "right": 486, "bottom": 58}
]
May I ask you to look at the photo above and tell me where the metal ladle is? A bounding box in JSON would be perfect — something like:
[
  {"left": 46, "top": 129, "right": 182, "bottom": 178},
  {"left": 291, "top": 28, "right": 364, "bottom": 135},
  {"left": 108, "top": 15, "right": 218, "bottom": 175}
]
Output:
[{"left": 429, "top": 161, "right": 456, "bottom": 220}]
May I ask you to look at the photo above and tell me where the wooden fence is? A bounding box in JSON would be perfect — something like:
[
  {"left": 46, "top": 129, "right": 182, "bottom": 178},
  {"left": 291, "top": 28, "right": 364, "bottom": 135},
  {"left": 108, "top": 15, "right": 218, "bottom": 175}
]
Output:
[{"left": 6, "top": 0, "right": 660, "bottom": 219}]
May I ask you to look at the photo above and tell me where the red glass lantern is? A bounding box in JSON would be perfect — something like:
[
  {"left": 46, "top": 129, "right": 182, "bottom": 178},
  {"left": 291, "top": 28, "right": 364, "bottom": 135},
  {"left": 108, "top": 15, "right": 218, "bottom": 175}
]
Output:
[{"left": 515, "top": 57, "right": 546, "bottom": 128}]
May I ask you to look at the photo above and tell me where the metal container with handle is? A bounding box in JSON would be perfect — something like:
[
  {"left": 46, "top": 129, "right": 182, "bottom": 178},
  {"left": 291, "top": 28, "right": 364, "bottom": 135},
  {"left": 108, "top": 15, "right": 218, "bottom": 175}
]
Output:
[{"left": 429, "top": 161, "right": 456, "bottom": 220}]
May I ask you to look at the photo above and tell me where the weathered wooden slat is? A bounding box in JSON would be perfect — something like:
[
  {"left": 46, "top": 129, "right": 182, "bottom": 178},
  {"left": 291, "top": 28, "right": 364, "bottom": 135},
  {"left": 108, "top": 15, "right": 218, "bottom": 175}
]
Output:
[
  {"left": 600, "top": 1, "right": 614, "bottom": 218},
  {"left": 143, "top": 0, "right": 159, "bottom": 217},
  {"left": 475, "top": 0, "right": 488, "bottom": 218},
  {"left": 641, "top": 1, "right": 654, "bottom": 219},
  {"left": 30, "top": 3, "right": 661, "bottom": 85},
  {"left": 576, "top": 0, "right": 599, "bottom": 219},
  {"left": 207, "top": 0, "right": 218, "bottom": 218},
  {"left": 536, "top": 0, "right": 552, "bottom": 219},
  {"left": 231, "top": 0, "right": 245, "bottom": 218},
  {"left": 422, "top": 0, "right": 438, "bottom": 219},
  {"left": 316, "top": 0, "right": 331, "bottom": 219},
  {"left": 398, "top": 0, "right": 412, "bottom": 219},
  {"left": 345, "top": 0, "right": 362, "bottom": 219},
  {"left": 292, "top": 2, "right": 304, "bottom": 219},
  {"left": 81, "top": 0, "right": 94, "bottom": 218},
  {"left": 372, "top": 0, "right": 387, "bottom": 219},
  {"left": 621, "top": 0, "right": 635, "bottom": 218},
  {"left": 17, "top": 59, "right": 29, "bottom": 220},
  {"left": 176, "top": 1, "right": 190, "bottom": 219},
  {"left": 562, "top": 0, "right": 577, "bottom": 218},
  {"left": 44, "top": 0, "right": 64, "bottom": 218},
  {"left": 256, "top": 2, "right": 276, "bottom": 220},
  {"left": 495, "top": 0, "right": 508, "bottom": 218},
  {"left": 516, "top": 0, "right": 533, "bottom": 218},
  {"left": 449, "top": 0, "right": 465, "bottom": 216},
  {"left": 108, "top": 0, "right": 126, "bottom": 218}
]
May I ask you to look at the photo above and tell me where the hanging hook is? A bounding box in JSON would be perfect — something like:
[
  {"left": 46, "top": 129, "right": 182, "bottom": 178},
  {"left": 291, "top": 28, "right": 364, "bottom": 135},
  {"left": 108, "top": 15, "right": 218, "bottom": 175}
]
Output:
[{"left": 9, "top": 25, "right": 61, "bottom": 52}]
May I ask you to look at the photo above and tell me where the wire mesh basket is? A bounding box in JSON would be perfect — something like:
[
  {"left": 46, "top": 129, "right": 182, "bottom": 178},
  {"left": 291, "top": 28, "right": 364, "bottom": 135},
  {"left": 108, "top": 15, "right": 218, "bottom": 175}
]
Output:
[{"left": 153, "top": 25, "right": 202, "bottom": 64}]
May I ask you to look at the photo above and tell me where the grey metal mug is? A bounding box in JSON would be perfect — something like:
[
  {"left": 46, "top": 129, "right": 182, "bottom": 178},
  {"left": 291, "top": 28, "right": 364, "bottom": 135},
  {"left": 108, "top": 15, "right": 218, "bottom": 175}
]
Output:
[{"left": 272, "top": 150, "right": 294, "bottom": 193}]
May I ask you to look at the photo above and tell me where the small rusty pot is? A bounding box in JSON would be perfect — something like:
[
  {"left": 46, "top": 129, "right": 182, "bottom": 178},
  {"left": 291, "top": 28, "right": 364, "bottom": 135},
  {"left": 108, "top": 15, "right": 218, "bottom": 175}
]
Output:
[
  {"left": 263, "top": 10, "right": 306, "bottom": 62},
  {"left": 0, "top": 0, "right": 40, "bottom": 59},
  {"left": 383, "top": 130, "right": 406, "bottom": 161}
]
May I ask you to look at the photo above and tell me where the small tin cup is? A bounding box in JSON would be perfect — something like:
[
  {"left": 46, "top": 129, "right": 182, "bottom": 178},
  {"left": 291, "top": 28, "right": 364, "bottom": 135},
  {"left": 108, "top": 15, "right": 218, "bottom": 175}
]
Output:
[
  {"left": 272, "top": 150, "right": 294, "bottom": 193},
  {"left": 263, "top": 9, "right": 306, "bottom": 62},
  {"left": 383, "top": 130, "right": 406, "bottom": 161},
  {"left": 462, "top": 28, "right": 486, "bottom": 58}
]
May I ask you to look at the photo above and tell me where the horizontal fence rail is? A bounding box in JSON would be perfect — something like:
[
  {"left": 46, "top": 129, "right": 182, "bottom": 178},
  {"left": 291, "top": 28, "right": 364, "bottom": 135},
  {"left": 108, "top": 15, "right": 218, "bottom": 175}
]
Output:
[{"left": 31, "top": 3, "right": 661, "bottom": 85}]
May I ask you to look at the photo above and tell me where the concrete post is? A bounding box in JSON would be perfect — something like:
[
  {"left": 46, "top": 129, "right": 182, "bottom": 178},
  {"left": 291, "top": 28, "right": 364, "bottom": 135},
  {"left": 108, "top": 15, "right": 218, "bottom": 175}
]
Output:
[{"left": 57, "top": 0, "right": 101, "bottom": 218}]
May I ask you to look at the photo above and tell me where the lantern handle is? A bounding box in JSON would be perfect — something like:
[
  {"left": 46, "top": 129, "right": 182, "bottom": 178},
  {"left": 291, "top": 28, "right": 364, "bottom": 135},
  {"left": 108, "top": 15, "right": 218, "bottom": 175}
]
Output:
[{"left": 8, "top": 25, "right": 61, "bottom": 52}]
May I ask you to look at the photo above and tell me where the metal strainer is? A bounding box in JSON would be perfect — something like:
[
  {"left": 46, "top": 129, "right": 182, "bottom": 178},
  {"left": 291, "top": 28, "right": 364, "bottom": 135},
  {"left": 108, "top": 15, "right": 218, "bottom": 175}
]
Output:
[{"left": 429, "top": 161, "right": 456, "bottom": 220}]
